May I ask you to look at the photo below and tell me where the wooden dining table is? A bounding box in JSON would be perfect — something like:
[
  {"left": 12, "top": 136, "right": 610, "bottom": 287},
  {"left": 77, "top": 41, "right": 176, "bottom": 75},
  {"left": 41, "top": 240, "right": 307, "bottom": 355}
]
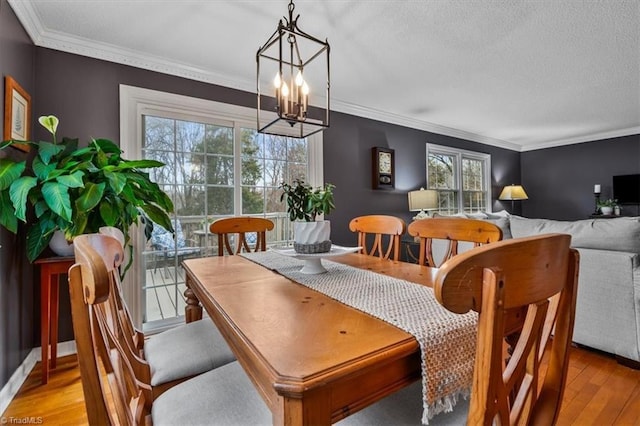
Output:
[{"left": 182, "top": 253, "right": 440, "bottom": 425}]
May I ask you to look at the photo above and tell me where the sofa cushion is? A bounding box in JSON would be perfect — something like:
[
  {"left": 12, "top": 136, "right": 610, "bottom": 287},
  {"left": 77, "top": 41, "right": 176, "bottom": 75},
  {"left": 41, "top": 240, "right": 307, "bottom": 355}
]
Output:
[
  {"left": 510, "top": 216, "right": 640, "bottom": 252},
  {"left": 433, "top": 212, "right": 512, "bottom": 239}
]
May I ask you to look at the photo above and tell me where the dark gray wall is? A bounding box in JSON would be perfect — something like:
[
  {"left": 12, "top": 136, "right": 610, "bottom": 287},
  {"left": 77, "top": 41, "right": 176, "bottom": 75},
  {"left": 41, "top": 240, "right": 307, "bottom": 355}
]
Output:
[
  {"left": 0, "top": 0, "right": 36, "bottom": 391},
  {"left": 324, "top": 112, "right": 522, "bottom": 245},
  {"left": 522, "top": 134, "right": 640, "bottom": 220}
]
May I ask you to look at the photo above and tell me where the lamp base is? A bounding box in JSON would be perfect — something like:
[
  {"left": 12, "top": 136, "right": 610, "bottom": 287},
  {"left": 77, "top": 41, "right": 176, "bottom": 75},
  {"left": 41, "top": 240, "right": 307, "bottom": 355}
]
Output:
[{"left": 412, "top": 210, "right": 431, "bottom": 220}]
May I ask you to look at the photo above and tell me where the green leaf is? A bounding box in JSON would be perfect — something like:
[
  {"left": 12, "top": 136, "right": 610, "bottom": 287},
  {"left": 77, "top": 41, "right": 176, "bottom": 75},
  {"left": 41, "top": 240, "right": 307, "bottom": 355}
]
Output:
[
  {"left": 70, "top": 146, "right": 93, "bottom": 157},
  {"left": 9, "top": 176, "right": 37, "bottom": 222},
  {"left": 116, "top": 159, "right": 166, "bottom": 170},
  {"left": 76, "top": 181, "right": 105, "bottom": 211},
  {"left": 68, "top": 211, "right": 88, "bottom": 236},
  {"left": 0, "top": 190, "right": 18, "bottom": 233},
  {"left": 92, "top": 138, "right": 122, "bottom": 154},
  {"left": 0, "top": 159, "right": 26, "bottom": 191},
  {"left": 26, "top": 223, "right": 54, "bottom": 262},
  {"left": 32, "top": 155, "right": 58, "bottom": 180},
  {"left": 34, "top": 200, "right": 48, "bottom": 218},
  {"left": 104, "top": 170, "right": 127, "bottom": 194},
  {"left": 56, "top": 170, "right": 85, "bottom": 188},
  {"left": 37, "top": 142, "right": 65, "bottom": 164},
  {"left": 99, "top": 200, "right": 118, "bottom": 226},
  {"left": 42, "top": 181, "right": 73, "bottom": 223},
  {"left": 95, "top": 149, "right": 108, "bottom": 168},
  {"left": 141, "top": 203, "right": 173, "bottom": 233}
]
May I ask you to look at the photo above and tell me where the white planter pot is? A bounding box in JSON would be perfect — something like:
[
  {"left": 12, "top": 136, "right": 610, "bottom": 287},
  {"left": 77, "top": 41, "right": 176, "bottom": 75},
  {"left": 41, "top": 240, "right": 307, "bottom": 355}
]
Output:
[
  {"left": 600, "top": 206, "right": 613, "bottom": 215},
  {"left": 294, "top": 221, "right": 331, "bottom": 245},
  {"left": 49, "top": 230, "right": 75, "bottom": 257}
]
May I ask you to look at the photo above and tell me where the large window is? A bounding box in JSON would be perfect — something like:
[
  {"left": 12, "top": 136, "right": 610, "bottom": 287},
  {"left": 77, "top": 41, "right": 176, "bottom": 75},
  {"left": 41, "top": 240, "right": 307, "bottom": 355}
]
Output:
[
  {"left": 120, "top": 85, "right": 323, "bottom": 330},
  {"left": 426, "top": 143, "right": 491, "bottom": 215}
]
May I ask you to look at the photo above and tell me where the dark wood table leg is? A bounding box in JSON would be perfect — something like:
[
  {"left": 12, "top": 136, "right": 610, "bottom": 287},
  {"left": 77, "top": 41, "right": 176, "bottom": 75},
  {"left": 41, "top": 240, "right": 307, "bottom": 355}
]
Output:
[{"left": 184, "top": 274, "right": 202, "bottom": 322}]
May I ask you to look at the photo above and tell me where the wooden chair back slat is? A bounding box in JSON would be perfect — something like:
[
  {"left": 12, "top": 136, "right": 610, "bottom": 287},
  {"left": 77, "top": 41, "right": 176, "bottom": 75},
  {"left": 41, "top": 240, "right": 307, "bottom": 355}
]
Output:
[
  {"left": 71, "top": 234, "right": 154, "bottom": 425},
  {"left": 434, "top": 233, "right": 579, "bottom": 425},
  {"left": 348, "top": 215, "right": 406, "bottom": 261},
  {"left": 407, "top": 217, "right": 503, "bottom": 266},
  {"left": 210, "top": 217, "right": 275, "bottom": 256}
]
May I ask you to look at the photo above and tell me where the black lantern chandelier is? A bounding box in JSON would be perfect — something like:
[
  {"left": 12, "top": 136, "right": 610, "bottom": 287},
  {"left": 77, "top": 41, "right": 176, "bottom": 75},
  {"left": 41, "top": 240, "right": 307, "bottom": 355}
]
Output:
[{"left": 256, "top": 0, "right": 330, "bottom": 138}]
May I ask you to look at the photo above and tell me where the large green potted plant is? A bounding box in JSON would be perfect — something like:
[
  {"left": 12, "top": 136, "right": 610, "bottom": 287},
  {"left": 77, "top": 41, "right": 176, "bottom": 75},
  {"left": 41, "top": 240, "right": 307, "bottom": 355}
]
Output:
[
  {"left": 0, "top": 115, "right": 174, "bottom": 272},
  {"left": 279, "top": 178, "right": 335, "bottom": 253}
]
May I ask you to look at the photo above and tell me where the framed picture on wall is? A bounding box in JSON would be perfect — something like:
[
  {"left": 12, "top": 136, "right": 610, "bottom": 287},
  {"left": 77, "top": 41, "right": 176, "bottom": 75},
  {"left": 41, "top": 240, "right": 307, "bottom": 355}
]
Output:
[{"left": 3, "top": 75, "right": 32, "bottom": 152}]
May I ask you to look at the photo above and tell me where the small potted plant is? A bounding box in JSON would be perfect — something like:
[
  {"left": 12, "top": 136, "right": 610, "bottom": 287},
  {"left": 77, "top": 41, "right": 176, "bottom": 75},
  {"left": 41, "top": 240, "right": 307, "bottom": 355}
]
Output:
[
  {"left": 280, "top": 178, "right": 335, "bottom": 253},
  {"left": 0, "top": 115, "right": 174, "bottom": 274},
  {"left": 597, "top": 198, "right": 617, "bottom": 215}
]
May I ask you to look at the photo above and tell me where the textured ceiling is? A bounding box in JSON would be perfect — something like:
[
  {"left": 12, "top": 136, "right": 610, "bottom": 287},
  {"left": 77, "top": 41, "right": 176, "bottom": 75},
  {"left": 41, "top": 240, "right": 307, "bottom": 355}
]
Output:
[{"left": 8, "top": 0, "right": 640, "bottom": 151}]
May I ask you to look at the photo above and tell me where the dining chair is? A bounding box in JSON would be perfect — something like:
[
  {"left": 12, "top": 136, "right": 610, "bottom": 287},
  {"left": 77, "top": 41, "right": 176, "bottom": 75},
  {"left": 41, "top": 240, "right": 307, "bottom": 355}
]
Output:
[
  {"left": 90, "top": 230, "right": 236, "bottom": 398},
  {"left": 407, "top": 217, "right": 503, "bottom": 267},
  {"left": 434, "top": 233, "right": 580, "bottom": 425},
  {"left": 209, "top": 216, "right": 274, "bottom": 256},
  {"left": 70, "top": 232, "right": 469, "bottom": 425},
  {"left": 348, "top": 215, "right": 407, "bottom": 261}
]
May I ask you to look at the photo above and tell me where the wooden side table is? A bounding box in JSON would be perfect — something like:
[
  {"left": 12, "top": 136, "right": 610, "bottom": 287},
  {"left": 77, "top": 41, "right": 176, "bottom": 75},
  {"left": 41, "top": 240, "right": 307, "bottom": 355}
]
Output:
[{"left": 34, "top": 256, "right": 75, "bottom": 384}]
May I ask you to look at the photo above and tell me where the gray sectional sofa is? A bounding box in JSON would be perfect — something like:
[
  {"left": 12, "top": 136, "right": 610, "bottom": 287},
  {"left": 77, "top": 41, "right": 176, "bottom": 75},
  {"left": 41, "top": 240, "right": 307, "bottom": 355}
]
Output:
[
  {"left": 507, "top": 215, "right": 640, "bottom": 367},
  {"left": 432, "top": 211, "right": 640, "bottom": 367}
]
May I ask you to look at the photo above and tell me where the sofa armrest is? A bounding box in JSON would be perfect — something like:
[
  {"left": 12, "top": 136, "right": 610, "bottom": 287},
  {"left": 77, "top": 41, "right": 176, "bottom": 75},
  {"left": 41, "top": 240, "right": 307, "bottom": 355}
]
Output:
[{"left": 573, "top": 248, "right": 640, "bottom": 361}]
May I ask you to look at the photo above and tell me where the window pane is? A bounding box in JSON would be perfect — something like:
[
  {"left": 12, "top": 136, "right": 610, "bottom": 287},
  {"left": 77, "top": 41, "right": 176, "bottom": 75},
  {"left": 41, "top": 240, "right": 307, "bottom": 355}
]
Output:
[
  {"left": 264, "top": 135, "right": 287, "bottom": 160},
  {"left": 207, "top": 186, "right": 234, "bottom": 215},
  {"left": 241, "top": 129, "right": 264, "bottom": 158},
  {"left": 428, "top": 153, "right": 456, "bottom": 189},
  {"left": 206, "top": 155, "right": 234, "bottom": 185},
  {"left": 243, "top": 187, "right": 265, "bottom": 214},
  {"left": 176, "top": 120, "right": 205, "bottom": 153},
  {"left": 176, "top": 185, "right": 205, "bottom": 216},
  {"left": 287, "top": 139, "right": 307, "bottom": 162},
  {"left": 462, "top": 158, "right": 483, "bottom": 191},
  {"left": 144, "top": 116, "right": 174, "bottom": 151},
  {"left": 463, "top": 191, "right": 486, "bottom": 212},
  {"left": 205, "top": 124, "right": 233, "bottom": 155},
  {"left": 264, "top": 159, "right": 286, "bottom": 187}
]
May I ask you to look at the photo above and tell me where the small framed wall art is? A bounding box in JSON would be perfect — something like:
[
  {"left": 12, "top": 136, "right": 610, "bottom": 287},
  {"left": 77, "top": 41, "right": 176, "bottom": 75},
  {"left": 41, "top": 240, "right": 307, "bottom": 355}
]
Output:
[
  {"left": 371, "top": 147, "right": 395, "bottom": 189},
  {"left": 3, "top": 75, "right": 32, "bottom": 152}
]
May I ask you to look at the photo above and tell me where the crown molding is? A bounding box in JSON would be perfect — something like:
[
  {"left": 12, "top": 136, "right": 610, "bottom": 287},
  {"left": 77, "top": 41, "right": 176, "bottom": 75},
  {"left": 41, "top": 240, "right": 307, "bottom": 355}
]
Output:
[
  {"left": 521, "top": 126, "right": 640, "bottom": 152},
  {"left": 329, "top": 99, "right": 522, "bottom": 151}
]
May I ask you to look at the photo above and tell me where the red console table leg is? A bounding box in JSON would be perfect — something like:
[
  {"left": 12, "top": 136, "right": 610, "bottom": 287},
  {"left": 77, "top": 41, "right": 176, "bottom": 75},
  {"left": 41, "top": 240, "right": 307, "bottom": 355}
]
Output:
[
  {"left": 40, "top": 270, "right": 51, "bottom": 384},
  {"left": 35, "top": 256, "right": 74, "bottom": 385}
]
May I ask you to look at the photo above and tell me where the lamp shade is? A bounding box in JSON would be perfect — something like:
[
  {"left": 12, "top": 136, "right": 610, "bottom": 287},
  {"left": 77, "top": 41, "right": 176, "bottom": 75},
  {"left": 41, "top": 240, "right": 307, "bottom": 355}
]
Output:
[
  {"left": 408, "top": 188, "right": 438, "bottom": 211},
  {"left": 499, "top": 185, "right": 529, "bottom": 201}
]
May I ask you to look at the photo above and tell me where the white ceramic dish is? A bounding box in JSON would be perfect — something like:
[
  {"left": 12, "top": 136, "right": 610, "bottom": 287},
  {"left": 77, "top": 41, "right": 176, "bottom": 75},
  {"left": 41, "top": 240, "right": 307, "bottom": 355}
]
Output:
[{"left": 270, "top": 245, "right": 361, "bottom": 274}]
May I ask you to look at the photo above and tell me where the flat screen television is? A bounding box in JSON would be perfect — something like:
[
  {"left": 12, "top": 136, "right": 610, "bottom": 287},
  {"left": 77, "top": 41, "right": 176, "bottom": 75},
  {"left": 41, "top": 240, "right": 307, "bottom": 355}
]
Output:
[{"left": 613, "top": 174, "right": 640, "bottom": 204}]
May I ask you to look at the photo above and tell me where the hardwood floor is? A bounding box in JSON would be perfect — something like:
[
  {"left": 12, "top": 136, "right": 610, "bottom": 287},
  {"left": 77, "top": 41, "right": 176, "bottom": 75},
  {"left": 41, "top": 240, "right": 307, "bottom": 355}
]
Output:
[{"left": 2, "top": 346, "right": 640, "bottom": 425}]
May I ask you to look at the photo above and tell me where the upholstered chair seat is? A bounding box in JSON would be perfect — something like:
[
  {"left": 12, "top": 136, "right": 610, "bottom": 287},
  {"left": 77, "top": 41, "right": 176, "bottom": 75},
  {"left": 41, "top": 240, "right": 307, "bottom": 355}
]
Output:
[
  {"left": 144, "top": 320, "right": 236, "bottom": 387},
  {"left": 152, "top": 361, "right": 468, "bottom": 426}
]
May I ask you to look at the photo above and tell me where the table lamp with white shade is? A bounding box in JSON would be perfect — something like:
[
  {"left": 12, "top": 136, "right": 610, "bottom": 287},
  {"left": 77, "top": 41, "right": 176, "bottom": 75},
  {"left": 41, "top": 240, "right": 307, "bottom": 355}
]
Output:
[
  {"left": 408, "top": 188, "right": 438, "bottom": 220},
  {"left": 499, "top": 184, "right": 528, "bottom": 212}
]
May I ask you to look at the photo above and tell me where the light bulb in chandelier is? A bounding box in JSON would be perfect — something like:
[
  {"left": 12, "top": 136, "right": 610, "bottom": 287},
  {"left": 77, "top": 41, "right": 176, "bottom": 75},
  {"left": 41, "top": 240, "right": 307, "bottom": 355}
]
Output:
[
  {"left": 273, "top": 72, "right": 282, "bottom": 88},
  {"left": 295, "top": 71, "right": 304, "bottom": 87}
]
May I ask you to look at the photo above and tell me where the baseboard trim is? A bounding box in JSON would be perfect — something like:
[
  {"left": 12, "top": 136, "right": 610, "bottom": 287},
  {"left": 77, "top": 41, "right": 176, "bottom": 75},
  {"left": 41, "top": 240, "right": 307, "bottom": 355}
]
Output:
[{"left": 0, "top": 340, "right": 77, "bottom": 416}]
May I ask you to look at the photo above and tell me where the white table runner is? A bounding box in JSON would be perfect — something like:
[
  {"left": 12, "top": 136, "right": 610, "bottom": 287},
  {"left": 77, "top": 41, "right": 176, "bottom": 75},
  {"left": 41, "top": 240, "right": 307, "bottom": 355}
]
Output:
[{"left": 241, "top": 250, "right": 477, "bottom": 424}]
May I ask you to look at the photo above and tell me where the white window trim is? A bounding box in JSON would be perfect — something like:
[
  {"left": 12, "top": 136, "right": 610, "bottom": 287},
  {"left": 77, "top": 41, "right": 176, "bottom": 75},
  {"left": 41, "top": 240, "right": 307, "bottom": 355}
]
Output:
[
  {"left": 119, "top": 84, "right": 323, "bottom": 328},
  {"left": 425, "top": 143, "right": 491, "bottom": 214}
]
